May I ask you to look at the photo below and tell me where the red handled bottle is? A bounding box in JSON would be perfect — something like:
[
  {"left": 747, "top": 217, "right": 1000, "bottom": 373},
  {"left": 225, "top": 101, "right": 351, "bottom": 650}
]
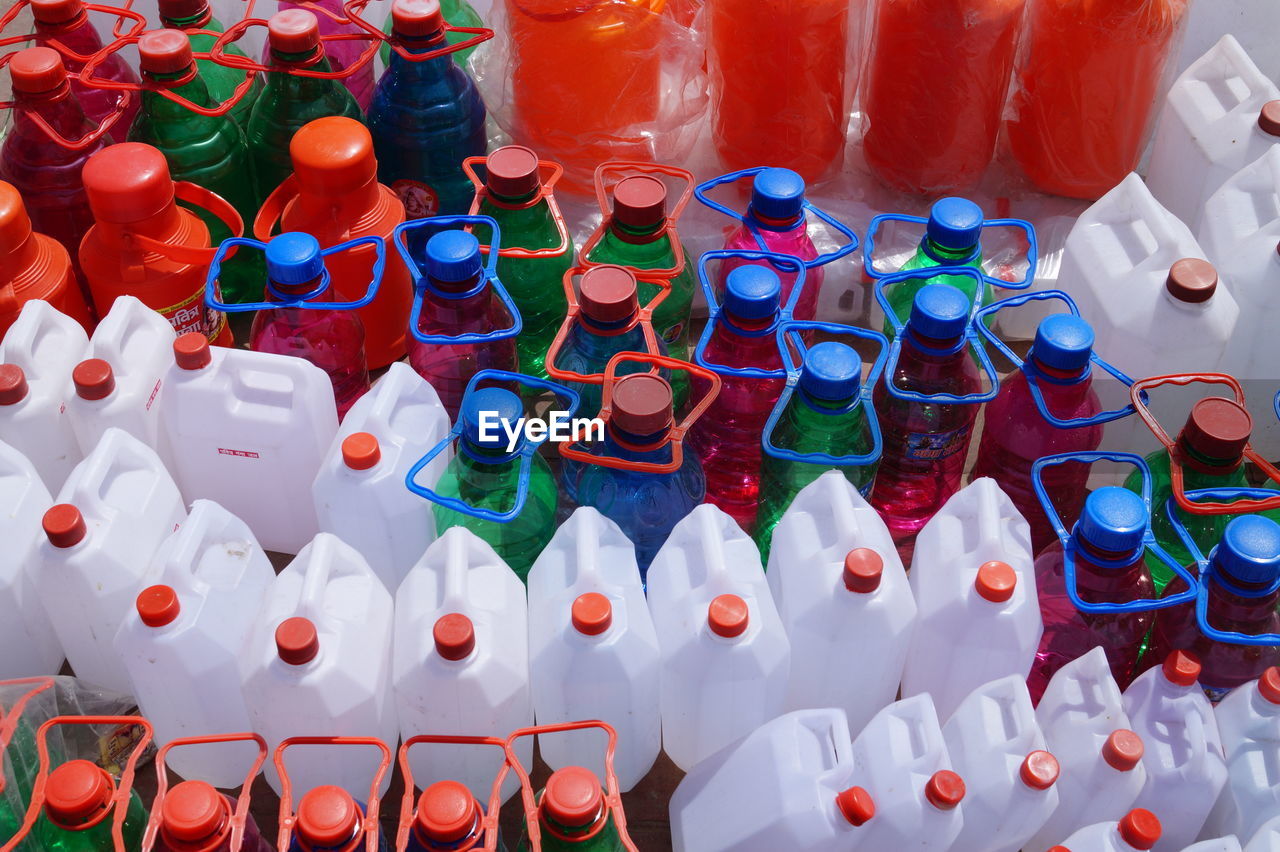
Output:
[
  {"left": 28, "top": 0, "right": 139, "bottom": 130},
  {"left": 156, "top": 780, "right": 272, "bottom": 852},
  {"left": 406, "top": 781, "right": 502, "bottom": 852},
  {"left": 273, "top": 0, "right": 376, "bottom": 111},
  {"left": 35, "top": 760, "right": 148, "bottom": 852},
  {"left": 156, "top": 0, "right": 264, "bottom": 132},
  {"left": 0, "top": 179, "right": 92, "bottom": 335},
  {"left": 286, "top": 786, "right": 387, "bottom": 852},
  {"left": 518, "top": 766, "right": 624, "bottom": 851}
]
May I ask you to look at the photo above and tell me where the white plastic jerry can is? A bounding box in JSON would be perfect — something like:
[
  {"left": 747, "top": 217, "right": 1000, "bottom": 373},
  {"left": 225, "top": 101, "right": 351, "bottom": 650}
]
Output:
[
  {"left": 1122, "top": 650, "right": 1228, "bottom": 852},
  {"left": 67, "top": 295, "right": 175, "bottom": 456},
  {"left": 1146, "top": 35, "right": 1280, "bottom": 233},
  {"left": 1052, "top": 809, "right": 1165, "bottom": 851},
  {"left": 1025, "top": 647, "right": 1149, "bottom": 852},
  {"left": 766, "top": 470, "right": 917, "bottom": 734},
  {"left": 669, "top": 708, "right": 874, "bottom": 852},
  {"left": 0, "top": 440, "right": 62, "bottom": 679},
  {"left": 1203, "top": 669, "right": 1280, "bottom": 843},
  {"left": 1184, "top": 839, "right": 1246, "bottom": 852},
  {"left": 647, "top": 504, "right": 791, "bottom": 772},
  {"left": 159, "top": 333, "right": 338, "bottom": 554},
  {"left": 313, "top": 363, "right": 451, "bottom": 591},
  {"left": 901, "top": 478, "right": 1042, "bottom": 722},
  {"left": 1246, "top": 815, "right": 1280, "bottom": 852},
  {"left": 113, "top": 499, "right": 275, "bottom": 788},
  {"left": 0, "top": 300, "right": 87, "bottom": 491},
  {"left": 847, "top": 693, "right": 965, "bottom": 851},
  {"left": 242, "top": 533, "right": 397, "bottom": 798},
  {"left": 34, "top": 427, "right": 186, "bottom": 694},
  {"left": 393, "top": 527, "right": 532, "bottom": 806},
  {"left": 527, "top": 507, "right": 661, "bottom": 792},
  {"left": 942, "top": 675, "right": 1060, "bottom": 852}
]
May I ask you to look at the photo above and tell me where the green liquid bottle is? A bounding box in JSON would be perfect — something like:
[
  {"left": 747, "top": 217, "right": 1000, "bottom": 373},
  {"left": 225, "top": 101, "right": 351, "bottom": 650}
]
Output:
[
  {"left": 380, "top": 0, "right": 486, "bottom": 69},
  {"left": 518, "top": 767, "right": 623, "bottom": 852},
  {"left": 157, "top": 0, "right": 264, "bottom": 133},
  {"left": 35, "top": 761, "right": 146, "bottom": 852},
  {"left": 754, "top": 342, "right": 878, "bottom": 561}
]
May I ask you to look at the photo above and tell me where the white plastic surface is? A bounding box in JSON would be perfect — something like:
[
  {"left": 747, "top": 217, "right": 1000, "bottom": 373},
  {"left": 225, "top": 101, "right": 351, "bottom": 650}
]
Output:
[
  {"left": 393, "top": 527, "right": 532, "bottom": 806},
  {"left": 243, "top": 533, "right": 397, "bottom": 798},
  {"left": 528, "top": 508, "right": 660, "bottom": 792},
  {"left": 68, "top": 296, "right": 174, "bottom": 455},
  {"left": 0, "top": 440, "right": 62, "bottom": 678},
  {"left": 313, "top": 363, "right": 451, "bottom": 591},
  {"left": 1246, "top": 815, "right": 1280, "bottom": 852},
  {"left": 0, "top": 300, "right": 87, "bottom": 491},
  {"left": 1025, "top": 647, "right": 1148, "bottom": 852},
  {"left": 1053, "top": 818, "right": 1161, "bottom": 852},
  {"left": 35, "top": 428, "right": 186, "bottom": 693},
  {"left": 1175, "top": 0, "right": 1280, "bottom": 85},
  {"left": 901, "top": 478, "right": 1042, "bottom": 722},
  {"left": 942, "top": 675, "right": 1059, "bottom": 852},
  {"left": 1203, "top": 677, "right": 1280, "bottom": 842},
  {"left": 647, "top": 504, "right": 790, "bottom": 772},
  {"left": 113, "top": 500, "right": 275, "bottom": 788},
  {"left": 1184, "top": 839, "right": 1245, "bottom": 852},
  {"left": 766, "top": 471, "right": 917, "bottom": 734},
  {"left": 160, "top": 344, "right": 338, "bottom": 554}
]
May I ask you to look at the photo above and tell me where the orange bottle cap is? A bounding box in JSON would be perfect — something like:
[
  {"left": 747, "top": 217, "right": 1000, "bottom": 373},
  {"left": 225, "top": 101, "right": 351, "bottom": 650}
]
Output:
[
  {"left": 0, "top": 363, "right": 29, "bottom": 406},
  {"left": 1259, "top": 101, "right": 1280, "bottom": 137},
  {"left": 1165, "top": 258, "right": 1218, "bottom": 304},
  {"left": 341, "top": 432, "right": 381, "bottom": 471},
  {"left": 834, "top": 786, "right": 874, "bottom": 826},
  {"left": 29, "top": 0, "right": 85, "bottom": 25},
  {"left": 161, "top": 781, "right": 229, "bottom": 844},
  {"left": 975, "top": 561, "right": 1016, "bottom": 603},
  {"left": 44, "top": 760, "right": 114, "bottom": 826},
  {"left": 137, "top": 584, "right": 181, "bottom": 627},
  {"left": 1258, "top": 667, "right": 1280, "bottom": 704},
  {"left": 296, "top": 786, "right": 359, "bottom": 848},
  {"left": 924, "top": 770, "right": 965, "bottom": 810},
  {"left": 541, "top": 767, "right": 603, "bottom": 828},
  {"left": 1019, "top": 750, "right": 1059, "bottom": 790},
  {"left": 0, "top": 181, "right": 35, "bottom": 255},
  {"left": 1161, "top": 649, "right": 1201, "bottom": 687},
  {"left": 708, "top": 594, "right": 749, "bottom": 638},
  {"left": 9, "top": 47, "right": 67, "bottom": 94},
  {"left": 611, "top": 373, "right": 672, "bottom": 436},
  {"left": 1102, "top": 729, "right": 1144, "bottom": 771},
  {"left": 390, "top": 0, "right": 444, "bottom": 38},
  {"left": 276, "top": 616, "right": 319, "bottom": 665},
  {"left": 290, "top": 117, "right": 377, "bottom": 196},
  {"left": 612, "top": 176, "right": 666, "bottom": 230},
  {"left": 433, "top": 613, "right": 475, "bottom": 661},
  {"left": 843, "top": 548, "right": 883, "bottom": 593},
  {"left": 579, "top": 266, "right": 638, "bottom": 325},
  {"left": 174, "top": 333, "right": 212, "bottom": 370},
  {"left": 73, "top": 358, "right": 115, "bottom": 401},
  {"left": 415, "top": 781, "right": 478, "bottom": 843},
  {"left": 1118, "top": 808, "right": 1161, "bottom": 850},
  {"left": 485, "top": 146, "right": 541, "bottom": 199},
  {"left": 83, "top": 143, "right": 176, "bottom": 225},
  {"left": 43, "top": 504, "right": 86, "bottom": 548},
  {"left": 268, "top": 9, "right": 320, "bottom": 54},
  {"left": 571, "top": 593, "right": 612, "bottom": 636},
  {"left": 139, "top": 29, "right": 196, "bottom": 75}
]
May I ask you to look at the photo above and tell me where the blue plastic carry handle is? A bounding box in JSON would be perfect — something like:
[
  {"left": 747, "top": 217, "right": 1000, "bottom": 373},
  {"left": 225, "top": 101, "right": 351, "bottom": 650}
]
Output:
[
  {"left": 863, "top": 211, "right": 1038, "bottom": 290},
  {"left": 205, "top": 235, "right": 385, "bottom": 312},
  {"left": 692, "top": 249, "right": 805, "bottom": 380}
]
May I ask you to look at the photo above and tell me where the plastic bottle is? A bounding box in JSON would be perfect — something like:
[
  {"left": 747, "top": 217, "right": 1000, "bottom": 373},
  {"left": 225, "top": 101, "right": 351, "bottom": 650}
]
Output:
[
  {"left": 1247, "top": 815, "right": 1280, "bottom": 852},
  {"left": 113, "top": 500, "right": 275, "bottom": 788},
  {"left": 276, "top": 0, "right": 377, "bottom": 110},
  {"left": 1206, "top": 669, "right": 1280, "bottom": 841},
  {"left": 570, "top": 373, "right": 706, "bottom": 577},
  {"left": 1145, "top": 36, "right": 1280, "bottom": 233},
  {"left": 28, "top": 0, "right": 139, "bottom": 130},
  {"left": 870, "top": 284, "right": 984, "bottom": 557},
  {"left": 669, "top": 709, "right": 875, "bottom": 852},
  {"left": 314, "top": 363, "right": 450, "bottom": 592},
  {"left": 0, "top": 300, "right": 86, "bottom": 492},
  {"left": 1050, "top": 809, "right": 1164, "bottom": 852},
  {"left": 903, "top": 478, "right": 1043, "bottom": 720},
  {"left": 157, "top": 0, "right": 264, "bottom": 132},
  {"left": 646, "top": 504, "right": 790, "bottom": 771},
  {"left": 159, "top": 333, "right": 337, "bottom": 555},
  {"left": 527, "top": 508, "right": 661, "bottom": 792},
  {"left": 971, "top": 314, "right": 1104, "bottom": 554},
  {"left": 35, "top": 427, "right": 186, "bottom": 694},
  {"left": 766, "top": 470, "right": 916, "bottom": 733},
  {"left": 0, "top": 440, "right": 63, "bottom": 679},
  {"left": 287, "top": 786, "right": 385, "bottom": 852},
  {"left": 393, "top": 527, "right": 532, "bottom": 805},
  {"left": 1186, "top": 840, "right": 1247, "bottom": 852},
  {"left": 378, "top": 0, "right": 487, "bottom": 68},
  {"left": 1122, "top": 650, "right": 1228, "bottom": 851},
  {"left": 155, "top": 779, "right": 273, "bottom": 852},
  {"left": 67, "top": 295, "right": 174, "bottom": 456},
  {"left": 406, "top": 780, "right": 501, "bottom": 852},
  {"left": 943, "top": 676, "right": 1060, "bottom": 852},
  {"left": 243, "top": 533, "right": 397, "bottom": 797},
  {"left": 517, "top": 766, "right": 624, "bottom": 851},
  {"left": 368, "top": 0, "right": 487, "bottom": 219},
  {"left": 1025, "top": 647, "right": 1148, "bottom": 852},
  {"left": 245, "top": 10, "right": 364, "bottom": 203},
  {"left": 0, "top": 180, "right": 91, "bottom": 336},
  {"left": 754, "top": 341, "right": 877, "bottom": 559},
  {"left": 35, "top": 760, "right": 148, "bottom": 852}
]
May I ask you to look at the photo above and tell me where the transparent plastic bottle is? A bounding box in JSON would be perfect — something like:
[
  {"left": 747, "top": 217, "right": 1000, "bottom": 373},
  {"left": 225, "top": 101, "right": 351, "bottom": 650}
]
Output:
[
  {"left": 517, "top": 767, "right": 623, "bottom": 851},
  {"left": 275, "top": 0, "right": 376, "bottom": 110},
  {"left": 157, "top": 0, "right": 264, "bottom": 132},
  {"left": 286, "top": 786, "right": 387, "bottom": 852},
  {"left": 29, "top": 0, "right": 139, "bottom": 130},
  {"left": 35, "top": 760, "right": 148, "bottom": 852},
  {"left": 155, "top": 780, "right": 273, "bottom": 852},
  {"left": 406, "top": 781, "right": 504, "bottom": 852}
]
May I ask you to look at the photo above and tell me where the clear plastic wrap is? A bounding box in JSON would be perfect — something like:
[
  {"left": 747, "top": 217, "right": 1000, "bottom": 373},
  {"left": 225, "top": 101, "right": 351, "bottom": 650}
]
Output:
[{"left": 1006, "top": 0, "right": 1190, "bottom": 200}]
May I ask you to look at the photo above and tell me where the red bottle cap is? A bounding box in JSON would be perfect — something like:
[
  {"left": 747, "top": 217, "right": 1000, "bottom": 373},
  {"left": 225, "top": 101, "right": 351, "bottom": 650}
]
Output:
[
  {"left": 485, "top": 146, "right": 541, "bottom": 199},
  {"left": 290, "top": 117, "right": 377, "bottom": 196},
  {"left": 0, "top": 363, "right": 29, "bottom": 406},
  {"left": 161, "top": 781, "right": 229, "bottom": 844},
  {"left": 73, "top": 358, "right": 115, "bottom": 401},
  {"left": 139, "top": 29, "right": 196, "bottom": 75},
  {"left": 975, "top": 561, "right": 1016, "bottom": 603},
  {"left": 1119, "top": 808, "right": 1161, "bottom": 850},
  {"left": 1259, "top": 101, "right": 1280, "bottom": 137},
  {"left": 390, "top": 0, "right": 444, "bottom": 38},
  {"left": 1258, "top": 667, "right": 1280, "bottom": 704},
  {"left": 1165, "top": 258, "right": 1218, "bottom": 304},
  {"left": 541, "top": 767, "right": 603, "bottom": 828},
  {"left": 610, "top": 373, "right": 672, "bottom": 436},
  {"left": 43, "top": 504, "right": 86, "bottom": 548},
  {"left": 834, "top": 786, "right": 874, "bottom": 826},
  {"left": 708, "top": 594, "right": 749, "bottom": 638},
  {"left": 296, "top": 786, "right": 359, "bottom": 848},
  {"left": 842, "top": 548, "right": 883, "bottom": 593},
  {"left": 137, "top": 584, "right": 181, "bottom": 627},
  {"left": 341, "top": 432, "right": 381, "bottom": 471},
  {"left": 1102, "top": 729, "right": 1144, "bottom": 771},
  {"left": 1019, "top": 750, "right": 1060, "bottom": 790},
  {"left": 611, "top": 176, "right": 666, "bottom": 230},
  {"left": 433, "top": 613, "right": 475, "bottom": 661},
  {"left": 1180, "top": 397, "right": 1252, "bottom": 463},
  {"left": 1161, "top": 649, "right": 1201, "bottom": 687},
  {"left": 571, "top": 593, "right": 612, "bottom": 636},
  {"left": 579, "top": 265, "right": 638, "bottom": 324},
  {"left": 1047, "top": 848, "right": 1071, "bottom": 852},
  {"left": 924, "top": 770, "right": 965, "bottom": 810},
  {"left": 158, "top": 0, "right": 211, "bottom": 22},
  {"left": 9, "top": 47, "right": 67, "bottom": 94},
  {"left": 174, "top": 333, "right": 212, "bottom": 370},
  {"left": 29, "top": 0, "right": 84, "bottom": 25},
  {"left": 44, "top": 760, "right": 114, "bottom": 826},
  {"left": 276, "top": 617, "right": 319, "bottom": 665},
  {"left": 0, "top": 181, "right": 35, "bottom": 255},
  {"left": 415, "top": 781, "right": 477, "bottom": 843},
  {"left": 268, "top": 8, "right": 320, "bottom": 54},
  {"left": 83, "top": 143, "right": 176, "bottom": 225}
]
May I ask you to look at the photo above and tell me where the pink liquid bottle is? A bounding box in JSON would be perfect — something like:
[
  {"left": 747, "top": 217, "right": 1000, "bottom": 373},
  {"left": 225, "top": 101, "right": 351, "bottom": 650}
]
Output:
[
  {"left": 270, "top": 0, "right": 376, "bottom": 110},
  {"left": 28, "top": 0, "right": 140, "bottom": 130},
  {"left": 156, "top": 779, "right": 274, "bottom": 852},
  {"left": 395, "top": 215, "right": 520, "bottom": 420}
]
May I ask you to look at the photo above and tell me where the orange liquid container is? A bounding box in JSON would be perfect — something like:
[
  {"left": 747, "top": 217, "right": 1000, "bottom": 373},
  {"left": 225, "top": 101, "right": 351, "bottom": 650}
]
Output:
[
  {"left": 862, "top": 0, "right": 1026, "bottom": 194},
  {"left": 0, "top": 180, "right": 92, "bottom": 336},
  {"left": 1006, "top": 0, "right": 1189, "bottom": 200},
  {"left": 254, "top": 116, "right": 410, "bottom": 368},
  {"left": 79, "top": 143, "right": 235, "bottom": 345},
  {"left": 706, "top": 0, "right": 852, "bottom": 182}
]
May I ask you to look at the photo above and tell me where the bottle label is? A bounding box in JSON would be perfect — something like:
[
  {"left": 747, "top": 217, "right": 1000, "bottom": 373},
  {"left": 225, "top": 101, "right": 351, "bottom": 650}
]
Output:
[
  {"left": 660, "top": 321, "right": 685, "bottom": 347},
  {"left": 392, "top": 180, "right": 441, "bottom": 219},
  {"left": 904, "top": 424, "right": 972, "bottom": 461},
  {"left": 1202, "top": 684, "right": 1233, "bottom": 705},
  {"left": 160, "top": 287, "right": 228, "bottom": 342}
]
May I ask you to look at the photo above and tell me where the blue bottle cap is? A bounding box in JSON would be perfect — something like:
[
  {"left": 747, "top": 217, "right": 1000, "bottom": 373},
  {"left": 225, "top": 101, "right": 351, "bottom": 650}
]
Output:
[
  {"left": 265, "top": 232, "right": 325, "bottom": 287},
  {"left": 750, "top": 168, "right": 806, "bottom": 222},
  {"left": 907, "top": 284, "right": 969, "bottom": 341},
  {"left": 926, "top": 197, "right": 984, "bottom": 252},
  {"left": 1031, "top": 314, "right": 1094, "bottom": 373},
  {"left": 1213, "top": 515, "right": 1280, "bottom": 586},
  {"left": 424, "top": 230, "right": 483, "bottom": 283},
  {"left": 460, "top": 387, "right": 523, "bottom": 451},
  {"left": 798, "top": 341, "right": 861, "bottom": 402},
  {"left": 1075, "top": 487, "right": 1147, "bottom": 555},
  {"left": 723, "top": 266, "right": 782, "bottom": 321}
]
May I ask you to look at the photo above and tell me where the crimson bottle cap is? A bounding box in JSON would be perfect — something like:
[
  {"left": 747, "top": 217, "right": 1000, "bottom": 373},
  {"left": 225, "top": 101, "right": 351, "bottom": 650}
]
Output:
[
  {"left": 611, "top": 176, "right": 666, "bottom": 230},
  {"left": 44, "top": 761, "right": 113, "bottom": 826},
  {"left": 433, "top": 613, "right": 475, "bottom": 661},
  {"left": 579, "top": 265, "right": 638, "bottom": 324},
  {"left": 610, "top": 373, "right": 672, "bottom": 436},
  {"left": 834, "top": 786, "right": 874, "bottom": 826},
  {"left": 571, "top": 593, "right": 612, "bottom": 636},
  {"left": 161, "top": 781, "right": 228, "bottom": 845},
  {"left": 975, "top": 561, "right": 1016, "bottom": 603},
  {"left": 1119, "top": 809, "right": 1161, "bottom": 850},
  {"left": 390, "top": 0, "right": 444, "bottom": 38},
  {"left": 541, "top": 767, "right": 603, "bottom": 828},
  {"left": 0, "top": 181, "right": 34, "bottom": 256},
  {"left": 1019, "top": 751, "right": 1059, "bottom": 790},
  {"left": 137, "top": 584, "right": 181, "bottom": 627},
  {"left": 290, "top": 117, "right": 377, "bottom": 195},
  {"left": 268, "top": 8, "right": 320, "bottom": 54},
  {"left": 415, "top": 782, "right": 477, "bottom": 843},
  {"left": 1102, "top": 730, "right": 1144, "bottom": 771},
  {"left": 1180, "top": 397, "right": 1252, "bottom": 463},
  {"left": 276, "top": 617, "right": 319, "bottom": 665},
  {"left": 297, "top": 786, "right": 359, "bottom": 848},
  {"left": 83, "top": 143, "right": 176, "bottom": 225},
  {"left": 485, "top": 146, "right": 541, "bottom": 199},
  {"left": 1258, "top": 667, "right": 1280, "bottom": 704},
  {"left": 1162, "top": 649, "right": 1201, "bottom": 687},
  {"left": 139, "top": 29, "right": 195, "bottom": 75},
  {"left": 341, "top": 432, "right": 381, "bottom": 471},
  {"left": 924, "top": 771, "right": 964, "bottom": 810},
  {"left": 1165, "top": 258, "right": 1218, "bottom": 303},
  {"left": 174, "top": 333, "right": 212, "bottom": 370},
  {"left": 708, "top": 594, "right": 748, "bottom": 638},
  {"left": 1259, "top": 101, "right": 1280, "bottom": 137},
  {"left": 9, "top": 47, "right": 67, "bottom": 94},
  {"left": 843, "top": 548, "right": 883, "bottom": 593},
  {"left": 73, "top": 359, "right": 115, "bottom": 401},
  {"left": 30, "top": 0, "right": 85, "bottom": 25},
  {"left": 43, "top": 504, "right": 86, "bottom": 548},
  {"left": 0, "top": 363, "right": 29, "bottom": 405}
]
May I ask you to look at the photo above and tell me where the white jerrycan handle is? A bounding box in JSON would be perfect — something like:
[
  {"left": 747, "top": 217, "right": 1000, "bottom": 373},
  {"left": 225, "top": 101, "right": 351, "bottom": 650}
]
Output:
[
  {"left": 0, "top": 300, "right": 88, "bottom": 378},
  {"left": 882, "top": 694, "right": 947, "bottom": 769},
  {"left": 974, "top": 477, "right": 1009, "bottom": 556},
  {"left": 1042, "top": 647, "right": 1126, "bottom": 726},
  {"left": 1213, "top": 147, "right": 1280, "bottom": 237},
  {"left": 158, "top": 500, "right": 264, "bottom": 602},
  {"left": 357, "top": 363, "right": 446, "bottom": 439},
  {"left": 571, "top": 508, "right": 610, "bottom": 589},
  {"left": 439, "top": 527, "right": 476, "bottom": 613},
  {"left": 952, "top": 675, "right": 1040, "bottom": 753},
  {"left": 800, "top": 709, "right": 855, "bottom": 785},
  {"left": 293, "top": 533, "right": 371, "bottom": 624},
  {"left": 228, "top": 355, "right": 331, "bottom": 417},
  {"left": 89, "top": 296, "right": 174, "bottom": 364},
  {"left": 65, "top": 428, "right": 171, "bottom": 523}
]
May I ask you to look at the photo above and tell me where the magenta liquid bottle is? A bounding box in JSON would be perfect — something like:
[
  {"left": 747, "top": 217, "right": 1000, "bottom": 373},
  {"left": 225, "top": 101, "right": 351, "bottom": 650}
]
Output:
[
  {"left": 1028, "top": 486, "right": 1155, "bottom": 703},
  {"left": 689, "top": 264, "right": 786, "bottom": 533},
  {"left": 156, "top": 780, "right": 273, "bottom": 852},
  {"left": 270, "top": 0, "right": 376, "bottom": 110},
  {"left": 29, "top": 0, "right": 140, "bottom": 131},
  {"left": 870, "top": 283, "right": 982, "bottom": 563},
  {"left": 971, "top": 314, "right": 1104, "bottom": 555}
]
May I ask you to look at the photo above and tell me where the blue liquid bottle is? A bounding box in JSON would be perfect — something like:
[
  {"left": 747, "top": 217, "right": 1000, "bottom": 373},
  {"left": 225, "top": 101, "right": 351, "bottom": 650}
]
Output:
[{"left": 287, "top": 786, "right": 387, "bottom": 852}]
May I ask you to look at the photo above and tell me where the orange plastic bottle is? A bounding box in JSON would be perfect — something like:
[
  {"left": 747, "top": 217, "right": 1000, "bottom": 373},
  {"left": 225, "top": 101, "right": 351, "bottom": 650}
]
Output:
[
  {"left": 253, "top": 116, "right": 410, "bottom": 368},
  {"left": 0, "top": 180, "right": 92, "bottom": 337},
  {"left": 1006, "top": 0, "right": 1189, "bottom": 200},
  {"left": 79, "top": 142, "right": 237, "bottom": 344},
  {"left": 862, "top": 0, "right": 1026, "bottom": 194}
]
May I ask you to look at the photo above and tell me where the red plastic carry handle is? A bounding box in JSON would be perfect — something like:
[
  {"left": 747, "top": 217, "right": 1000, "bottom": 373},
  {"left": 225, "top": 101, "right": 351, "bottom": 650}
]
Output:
[
  {"left": 394, "top": 735, "right": 510, "bottom": 852},
  {"left": 462, "top": 155, "right": 571, "bottom": 259},
  {"left": 207, "top": 13, "right": 378, "bottom": 80},
  {"left": 274, "top": 736, "right": 393, "bottom": 852},
  {"left": 579, "top": 161, "right": 694, "bottom": 281},
  {"left": 0, "top": 48, "right": 132, "bottom": 150},
  {"left": 341, "top": 0, "right": 493, "bottom": 64},
  {"left": 0, "top": 1, "right": 147, "bottom": 61},
  {"left": 126, "top": 181, "right": 244, "bottom": 265},
  {"left": 545, "top": 265, "right": 669, "bottom": 385}
]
